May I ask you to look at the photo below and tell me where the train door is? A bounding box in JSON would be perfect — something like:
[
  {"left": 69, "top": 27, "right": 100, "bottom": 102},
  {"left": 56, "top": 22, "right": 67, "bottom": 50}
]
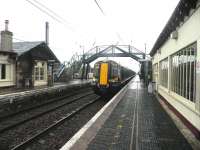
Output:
[{"left": 99, "top": 63, "right": 108, "bottom": 85}]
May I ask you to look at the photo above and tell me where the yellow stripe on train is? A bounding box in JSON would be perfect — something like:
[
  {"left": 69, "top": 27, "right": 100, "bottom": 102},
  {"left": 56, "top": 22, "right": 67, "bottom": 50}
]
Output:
[{"left": 99, "top": 63, "right": 108, "bottom": 85}]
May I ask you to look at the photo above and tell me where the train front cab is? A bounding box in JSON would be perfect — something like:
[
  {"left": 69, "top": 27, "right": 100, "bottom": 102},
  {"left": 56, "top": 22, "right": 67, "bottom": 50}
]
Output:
[
  {"left": 92, "top": 62, "right": 109, "bottom": 94},
  {"left": 95, "top": 62, "right": 110, "bottom": 94},
  {"left": 93, "top": 61, "right": 122, "bottom": 95},
  {"left": 99, "top": 63, "right": 108, "bottom": 87}
]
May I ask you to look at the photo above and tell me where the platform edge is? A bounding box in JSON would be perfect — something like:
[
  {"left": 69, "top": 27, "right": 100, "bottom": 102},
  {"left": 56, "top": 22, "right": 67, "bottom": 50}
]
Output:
[{"left": 59, "top": 79, "right": 134, "bottom": 150}]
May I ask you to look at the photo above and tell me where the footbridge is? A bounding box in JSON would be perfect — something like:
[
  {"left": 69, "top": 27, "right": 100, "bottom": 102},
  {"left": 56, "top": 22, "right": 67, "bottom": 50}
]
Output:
[
  {"left": 83, "top": 45, "right": 145, "bottom": 63},
  {"left": 55, "top": 45, "right": 151, "bottom": 85},
  {"left": 81, "top": 45, "right": 151, "bottom": 85}
]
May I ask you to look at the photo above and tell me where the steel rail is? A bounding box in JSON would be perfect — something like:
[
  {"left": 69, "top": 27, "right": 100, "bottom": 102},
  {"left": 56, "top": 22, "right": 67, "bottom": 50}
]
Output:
[
  {"left": 0, "top": 88, "right": 92, "bottom": 121},
  {"left": 11, "top": 97, "right": 100, "bottom": 150},
  {"left": 0, "top": 92, "right": 95, "bottom": 134}
]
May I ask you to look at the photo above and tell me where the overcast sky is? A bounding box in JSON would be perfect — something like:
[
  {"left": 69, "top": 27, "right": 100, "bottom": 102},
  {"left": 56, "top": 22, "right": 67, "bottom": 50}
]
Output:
[{"left": 0, "top": 0, "right": 179, "bottom": 71}]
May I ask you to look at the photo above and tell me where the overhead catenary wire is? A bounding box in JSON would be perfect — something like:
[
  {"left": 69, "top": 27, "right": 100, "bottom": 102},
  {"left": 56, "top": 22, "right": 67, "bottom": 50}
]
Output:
[
  {"left": 25, "top": 0, "right": 74, "bottom": 31},
  {"left": 25, "top": 0, "right": 63, "bottom": 23},
  {"left": 13, "top": 37, "right": 29, "bottom": 42},
  {"left": 31, "top": 0, "right": 72, "bottom": 25},
  {"left": 25, "top": 0, "right": 126, "bottom": 55},
  {"left": 94, "top": 0, "right": 106, "bottom": 15},
  {"left": 93, "top": 0, "right": 124, "bottom": 44},
  {"left": 116, "top": 32, "right": 124, "bottom": 43}
]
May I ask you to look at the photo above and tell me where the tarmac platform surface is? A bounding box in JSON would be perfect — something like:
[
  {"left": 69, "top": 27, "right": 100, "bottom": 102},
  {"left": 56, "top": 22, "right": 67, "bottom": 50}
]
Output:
[{"left": 85, "top": 78, "right": 193, "bottom": 150}]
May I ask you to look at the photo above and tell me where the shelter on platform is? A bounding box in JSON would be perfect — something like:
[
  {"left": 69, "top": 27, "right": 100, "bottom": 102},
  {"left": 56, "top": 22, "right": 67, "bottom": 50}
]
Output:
[{"left": 13, "top": 41, "right": 59, "bottom": 88}]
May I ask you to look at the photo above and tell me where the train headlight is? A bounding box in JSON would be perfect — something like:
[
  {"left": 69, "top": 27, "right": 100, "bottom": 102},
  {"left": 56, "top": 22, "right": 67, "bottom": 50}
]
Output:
[
  {"left": 92, "top": 77, "right": 96, "bottom": 82},
  {"left": 109, "top": 79, "right": 115, "bottom": 83}
]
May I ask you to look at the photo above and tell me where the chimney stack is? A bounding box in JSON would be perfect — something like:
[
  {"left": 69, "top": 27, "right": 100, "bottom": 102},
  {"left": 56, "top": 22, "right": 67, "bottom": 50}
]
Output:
[
  {"left": 5, "top": 20, "right": 9, "bottom": 31},
  {"left": 0, "top": 20, "right": 13, "bottom": 52},
  {"left": 45, "top": 22, "right": 49, "bottom": 46}
]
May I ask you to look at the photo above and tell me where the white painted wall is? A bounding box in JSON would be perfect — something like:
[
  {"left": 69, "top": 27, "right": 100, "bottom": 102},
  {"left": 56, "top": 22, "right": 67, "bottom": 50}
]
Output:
[
  {"left": 0, "top": 54, "right": 15, "bottom": 87},
  {"left": 152, "top": 7, "right": 200, "bottom": 131},
  {"left": 153, "top": 8, "right": 200, "bottom": 63},
  {"left": 196, "top": 37, "right": 200, "bottom": 111}
]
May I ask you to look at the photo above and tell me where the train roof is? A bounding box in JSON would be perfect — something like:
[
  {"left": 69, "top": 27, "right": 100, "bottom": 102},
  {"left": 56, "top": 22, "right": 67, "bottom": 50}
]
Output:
[
  {"left": 94, "top": 60, "right": 134, "bottom": 72},
  {"left": 94, "top": 60, "right": 120, "bottom": 65}
]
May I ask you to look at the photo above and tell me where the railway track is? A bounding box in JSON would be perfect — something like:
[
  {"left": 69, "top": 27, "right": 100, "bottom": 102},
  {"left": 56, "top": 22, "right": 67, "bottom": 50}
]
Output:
[
  {"left": 0, "top": 88, "right": 92, "bottom": 120},
  {"left": 11, "top": 97, "right": 100, "bottom": 150},
  {"left": 0, "top": 91, "right": 94, "bottom": 133},
  {"left": 0, "top": 89, "right": 103, "bottom": 150}
]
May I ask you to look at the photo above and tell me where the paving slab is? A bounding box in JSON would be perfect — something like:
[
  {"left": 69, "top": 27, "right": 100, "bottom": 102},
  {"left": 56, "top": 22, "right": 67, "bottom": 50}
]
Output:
[{"left": 87, "top": 79, "right": 193, "bottom": 150}]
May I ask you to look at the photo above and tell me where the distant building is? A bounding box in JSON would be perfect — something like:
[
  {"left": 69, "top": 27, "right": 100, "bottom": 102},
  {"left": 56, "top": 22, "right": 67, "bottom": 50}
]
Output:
[
  {"left": 0, "top": 20, "right": 17, "bottom": 89},
  {"left": 13, "top": 41, "right": 60, "bottom": 88},
  {"left": 150, "top": 0, "right": 200, "bottom": 137},
  {"left": 0, "top": 20, "right": 60, "bottom": 90}
]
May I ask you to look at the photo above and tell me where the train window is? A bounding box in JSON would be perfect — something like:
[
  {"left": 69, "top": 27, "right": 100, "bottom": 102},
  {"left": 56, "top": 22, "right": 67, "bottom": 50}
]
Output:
[
  {"left": 171, "top": 42, "right": 196, "bottom": 102},
  {"left": 159, "top": 58, "right": 168, "bottom": 88},
  {"left": 94, "top": 64, "right": 100, "bottom": 78},
  {"left": 112, "top": 64, "right": 118, "bottom": 78}
]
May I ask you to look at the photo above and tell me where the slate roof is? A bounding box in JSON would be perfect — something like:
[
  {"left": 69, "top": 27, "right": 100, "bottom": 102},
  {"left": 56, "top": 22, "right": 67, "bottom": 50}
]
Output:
[
  {"left": 13, "top": 41, "right": 43, "bottom": 56},
  {"left": 13, "top": 41, "right": 60, "bottom": 62}
]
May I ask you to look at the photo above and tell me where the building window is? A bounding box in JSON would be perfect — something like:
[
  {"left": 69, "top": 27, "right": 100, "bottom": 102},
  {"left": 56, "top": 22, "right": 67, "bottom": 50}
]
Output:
[
  {"left": 35, "top": 67, "right": 39, "bottom": 80},
  {"left": 153, "top": 63, "right": 158, "bottom": 82},
  {"left": 171, "top": 43, "right": 196, "bottom": 102},
  {"left": 0, "top": 64, "right": 6, "bottom": 80},
  {"left": 159, "top": 58, "right": 168, "bottom": 88},
  {"left": 40, "top": 68, "right": 44, "bottom": 80},
  {"left": 35, "top": 66, "right": 45, "bottom": 81}
]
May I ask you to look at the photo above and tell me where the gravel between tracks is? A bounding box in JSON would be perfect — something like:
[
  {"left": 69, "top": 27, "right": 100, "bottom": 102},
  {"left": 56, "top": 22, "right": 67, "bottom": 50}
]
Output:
[
  {"left": 0, "top": 88, "right": 92, "bottom": 120},
  {"left": 0, "top": 92, "right": 98, "bottom": 150},
  {"left": 0, "top": 91, "right": 93, "bottom": 132},
  {"left": 27, "top": 98, "right": 108, "bottom": 150}
]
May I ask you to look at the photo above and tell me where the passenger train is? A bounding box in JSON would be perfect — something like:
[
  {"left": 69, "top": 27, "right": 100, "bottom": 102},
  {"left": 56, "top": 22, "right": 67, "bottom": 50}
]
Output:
[{"left": 92, "top": 60, "right": 135, "bottom": 95}]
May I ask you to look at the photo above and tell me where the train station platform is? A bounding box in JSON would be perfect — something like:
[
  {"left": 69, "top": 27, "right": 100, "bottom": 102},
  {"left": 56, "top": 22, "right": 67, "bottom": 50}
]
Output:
[
  {"left": 61, "top": 76, "right": 199, "bottom": 150},
  {"left": 0, "top": 79, "right": 90, "bottom": 106},
  {"left": 0, "top": 79, "right": 89, "bottom": 96}
]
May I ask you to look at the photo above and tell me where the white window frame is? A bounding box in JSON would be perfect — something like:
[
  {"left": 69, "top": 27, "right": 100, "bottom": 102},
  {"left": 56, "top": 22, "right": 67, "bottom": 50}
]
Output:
[
  {"left": 34, "top": 62, "right": 46, "bottom": 81},
  {"left": 0, "top": 64, "right": 7, "bottom": 81},
  {"left": 170, "top": 42, "right": 196, "bottom": 102},
  {"left": 159, "top": 58, "right": 168, "bottom": 88}
]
